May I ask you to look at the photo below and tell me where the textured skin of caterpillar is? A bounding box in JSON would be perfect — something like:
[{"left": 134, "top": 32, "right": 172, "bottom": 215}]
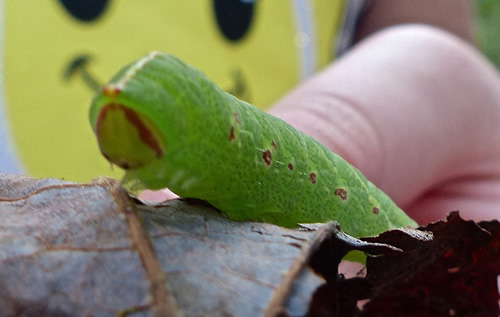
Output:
[{"left": 90, "top": 51, "right": 417, "bottom": 237}]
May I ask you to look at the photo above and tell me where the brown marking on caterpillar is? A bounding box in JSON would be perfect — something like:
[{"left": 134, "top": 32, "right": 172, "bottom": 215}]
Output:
[
  {"left": 271, "top": 140, "right": 277, "bottom": 151},
  {"left": 288, "top": 163, "right": 294, "bottom": 171},
  {"left": 334, "top": 188, "right": 348, "bottom": 201},
  {"left": 229, "top": 126, "right": 235, "bottom": 141},
  {"left": 97, "top": 103, "right": 164, "bottom": 159},
  {"left": 309, "top": 172, "right": 317, "bottom": 184},
  {"left": 234, "top": 112, "right": 241, "bottom": 125},
  {"left": 263, "top": 150, "right": 272, "bottom": 166},
  {"left": 373, "top": 207, "right": 380, "bottom": 215},
  {"left": 102, "top": 84, "right": 122, "bottom": 98}
]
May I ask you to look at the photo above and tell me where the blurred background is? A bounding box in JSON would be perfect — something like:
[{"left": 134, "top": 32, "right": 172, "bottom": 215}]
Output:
[
  {"left": 476, "top": 0, "right": 500, "bottom": 68},
  {"left": 0, "top": 1, "right": 499, "bottom": 183}
]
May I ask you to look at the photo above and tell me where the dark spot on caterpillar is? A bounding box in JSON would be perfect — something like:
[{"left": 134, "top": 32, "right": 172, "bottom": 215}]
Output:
[
  {"left": 373, "top": 207, "right": 380, "bottom": 215},
  {"left": 229, "top": 126, "right": 235, "bottom": 141},
  {"left": 334, "top": 188, "right": 348, "bottom": 201},
  {"left": 234, "top": 112, "right": 241, "bottom": 125},
  {"left": 309, "top": 172, "right": 317, "bottom": 184},
  {"left": 263, "top": 150, "right": 272, "bottom": 166},
  {"left": 272, "top": 140, "right": 277, "bottom": 151},
  {"left": 288, "top": 163, "right": 294, "bottom": 171}
]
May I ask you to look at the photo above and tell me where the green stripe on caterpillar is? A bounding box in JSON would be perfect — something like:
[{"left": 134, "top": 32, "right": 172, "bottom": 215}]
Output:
[{"left": 89, "top": 51, "right": 417, "bottom": 237}]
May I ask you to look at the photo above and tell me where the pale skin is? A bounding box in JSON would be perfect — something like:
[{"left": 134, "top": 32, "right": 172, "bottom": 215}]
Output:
[{"left": 142, "top": 0, "right": 500, "bottom": 225}]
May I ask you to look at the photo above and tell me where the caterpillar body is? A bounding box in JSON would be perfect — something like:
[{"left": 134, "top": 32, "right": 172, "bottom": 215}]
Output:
[{"left": 89, "top": 52, "right": 417, "bottom": 237}]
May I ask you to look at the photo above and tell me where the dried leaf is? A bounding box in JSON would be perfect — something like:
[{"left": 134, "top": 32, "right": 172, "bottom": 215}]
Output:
[
  {"left": 360, "top": 212, "right": 499, "bottom": 317},
  {"left": 4, "top": 174, "right": 492, "bottom": 317},
  {"left": 0, "top": 173, "right": 392, "bottom": 316}
]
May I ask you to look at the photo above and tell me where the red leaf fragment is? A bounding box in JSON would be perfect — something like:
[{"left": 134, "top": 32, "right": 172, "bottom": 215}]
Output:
[{"left": 360, "top": 212, "right": 500, "bottom": 316}]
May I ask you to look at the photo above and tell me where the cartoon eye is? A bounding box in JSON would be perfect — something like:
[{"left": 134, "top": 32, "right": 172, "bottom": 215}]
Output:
[
  {"left": 59, "top": 0, "right": 109, "bottom": 22},
  {"left": 213, "top": 0, "right": 256, "bottom": 42}
]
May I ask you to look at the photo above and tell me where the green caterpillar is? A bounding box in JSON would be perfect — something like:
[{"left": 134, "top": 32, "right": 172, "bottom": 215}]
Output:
[{"left": 89, "top": 51, "right": 417, "bottom": 237}]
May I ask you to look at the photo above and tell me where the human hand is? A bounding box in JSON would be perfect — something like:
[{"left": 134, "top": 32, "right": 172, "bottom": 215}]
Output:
[{"left": 269, "top": 25, "right": 500, "bottom": 225}]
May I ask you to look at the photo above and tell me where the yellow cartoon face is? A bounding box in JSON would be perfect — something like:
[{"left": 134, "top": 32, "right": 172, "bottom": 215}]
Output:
[{"left": 3, "top": 1, "right": 343, "bottom": 182}]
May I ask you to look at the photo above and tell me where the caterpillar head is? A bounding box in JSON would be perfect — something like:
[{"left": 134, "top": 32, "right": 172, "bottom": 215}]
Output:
[{"left": 92, "top": 85, "right": 166, "bottom": 170}]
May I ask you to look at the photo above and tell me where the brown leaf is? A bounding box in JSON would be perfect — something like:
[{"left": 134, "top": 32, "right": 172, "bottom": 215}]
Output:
[
  {"left": 1, "top": 173, "right": 373, "bottom": 316},
  {"left": 6, "top": 173, "right": 486, "bottom": 317}
]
